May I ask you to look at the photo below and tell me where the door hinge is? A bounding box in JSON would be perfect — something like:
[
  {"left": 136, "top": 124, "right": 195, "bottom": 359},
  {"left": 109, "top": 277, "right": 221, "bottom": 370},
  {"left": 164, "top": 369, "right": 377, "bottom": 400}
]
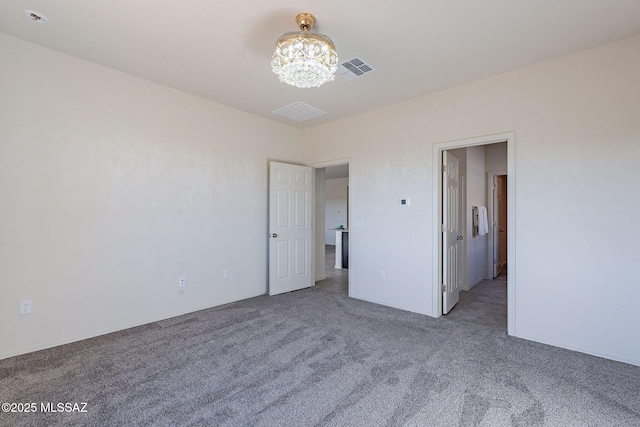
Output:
[{"left": 442, "top": 284, "right": 446, "bottom": 292}]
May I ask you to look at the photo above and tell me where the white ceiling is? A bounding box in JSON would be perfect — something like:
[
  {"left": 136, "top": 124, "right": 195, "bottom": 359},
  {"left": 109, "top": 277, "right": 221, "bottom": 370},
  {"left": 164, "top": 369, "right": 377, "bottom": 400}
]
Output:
[{"left": 2, "top": 1, "right": 640, "bottom": 128}]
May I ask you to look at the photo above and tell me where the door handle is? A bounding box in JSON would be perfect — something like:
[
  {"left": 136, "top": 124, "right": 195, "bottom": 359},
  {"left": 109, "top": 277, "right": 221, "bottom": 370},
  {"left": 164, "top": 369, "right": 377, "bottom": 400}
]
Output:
[
  {"left": 271, "top": 233, "right": 278, "bottom": 238},
  {"left": 457, "top": 235, "right": 463, "bottom": 240}
]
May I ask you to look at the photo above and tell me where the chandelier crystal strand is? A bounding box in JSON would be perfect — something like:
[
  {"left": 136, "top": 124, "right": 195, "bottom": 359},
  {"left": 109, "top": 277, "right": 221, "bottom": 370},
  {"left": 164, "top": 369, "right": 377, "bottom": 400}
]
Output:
[{"left": 271, "top": 13, "right": 338, "bottom": 89}]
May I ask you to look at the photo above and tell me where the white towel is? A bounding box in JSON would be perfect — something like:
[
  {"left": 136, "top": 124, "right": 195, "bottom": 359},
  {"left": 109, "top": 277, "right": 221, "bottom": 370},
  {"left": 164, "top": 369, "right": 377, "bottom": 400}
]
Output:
[{"left": 478, "top": 206, "right": 489, "bottom": 236}]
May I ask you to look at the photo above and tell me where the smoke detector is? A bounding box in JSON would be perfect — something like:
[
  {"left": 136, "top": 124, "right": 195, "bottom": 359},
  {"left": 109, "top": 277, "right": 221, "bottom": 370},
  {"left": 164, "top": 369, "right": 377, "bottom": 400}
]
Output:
[{"left": 23, "top": 10, "right": 48, "bottom": 23}]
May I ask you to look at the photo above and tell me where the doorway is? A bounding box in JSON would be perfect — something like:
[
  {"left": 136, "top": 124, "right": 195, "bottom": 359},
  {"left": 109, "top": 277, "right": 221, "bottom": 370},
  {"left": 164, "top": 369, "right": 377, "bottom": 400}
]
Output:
[
  {"left": 432, "top": 133, "right": 516, "bottom": 335},
  {"left": 313, "top": 161, "right": 350, "bottom": 295}
]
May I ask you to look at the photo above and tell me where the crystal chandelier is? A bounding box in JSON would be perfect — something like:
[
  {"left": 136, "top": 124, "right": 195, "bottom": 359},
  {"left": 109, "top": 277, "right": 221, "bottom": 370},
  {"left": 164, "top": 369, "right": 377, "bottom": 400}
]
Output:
[{"left": 271, "top": 13, "right": 338, "bottom": 89}]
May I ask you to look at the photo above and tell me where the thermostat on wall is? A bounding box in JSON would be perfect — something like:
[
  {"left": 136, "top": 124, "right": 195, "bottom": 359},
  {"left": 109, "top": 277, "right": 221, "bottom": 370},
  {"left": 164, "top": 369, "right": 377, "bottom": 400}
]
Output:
[{"left": 400, "top": 197, "right": 410, "bottom": 207}]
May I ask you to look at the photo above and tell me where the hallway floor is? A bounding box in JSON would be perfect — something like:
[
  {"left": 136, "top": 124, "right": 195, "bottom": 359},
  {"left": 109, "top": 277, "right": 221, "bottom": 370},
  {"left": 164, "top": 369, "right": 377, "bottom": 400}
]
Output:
[
  {"left": 444, "top": 276, "right": 508, "bottom": 330},
  {"left": 315, "top": 245, "right": 348, "bottom": 295}
]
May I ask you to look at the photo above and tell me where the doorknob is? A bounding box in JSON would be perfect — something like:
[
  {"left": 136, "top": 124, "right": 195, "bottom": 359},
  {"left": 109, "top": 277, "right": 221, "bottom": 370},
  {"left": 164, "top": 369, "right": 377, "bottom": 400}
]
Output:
[
  {"left": 457, "top": 235, "right": 463, "bottom": 240},
  {"left": 271, "top": 233, "right": 278, "bottom": 238}
]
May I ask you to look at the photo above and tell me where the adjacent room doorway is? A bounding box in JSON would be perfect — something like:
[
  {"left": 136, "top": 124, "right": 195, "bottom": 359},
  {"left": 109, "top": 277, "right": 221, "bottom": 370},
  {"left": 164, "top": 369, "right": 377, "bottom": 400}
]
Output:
[
  {"left": 313, "top": 161, "right": 350, "bottom": 296},
  {"left": 433, "top": 133, "right": 516, "bottom": 335}
]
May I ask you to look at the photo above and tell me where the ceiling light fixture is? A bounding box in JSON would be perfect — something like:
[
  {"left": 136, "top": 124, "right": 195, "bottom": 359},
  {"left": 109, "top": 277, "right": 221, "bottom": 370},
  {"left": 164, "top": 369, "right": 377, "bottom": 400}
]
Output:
[{"left": 271, "top": 13, "right": 338, "bottom": 89}]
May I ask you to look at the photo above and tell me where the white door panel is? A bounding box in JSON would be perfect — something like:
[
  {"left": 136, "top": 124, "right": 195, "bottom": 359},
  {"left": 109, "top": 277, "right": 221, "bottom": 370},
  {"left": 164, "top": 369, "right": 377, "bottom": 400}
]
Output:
[
  {"left": 269, "top": 162, "right": 313, "bottom": 295},
  {"left": 443, "top": 151, "right": 463, "bottom": 314}
]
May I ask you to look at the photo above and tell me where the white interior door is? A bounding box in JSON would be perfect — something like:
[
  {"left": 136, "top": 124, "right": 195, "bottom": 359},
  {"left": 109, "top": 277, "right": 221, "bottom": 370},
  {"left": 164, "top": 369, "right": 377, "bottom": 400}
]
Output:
[
  {"left": 443, "top": 151, "right": 463, "bottom": 314},
  {"left": 269, "top": 161, "right": 313, "bottom": 296}
]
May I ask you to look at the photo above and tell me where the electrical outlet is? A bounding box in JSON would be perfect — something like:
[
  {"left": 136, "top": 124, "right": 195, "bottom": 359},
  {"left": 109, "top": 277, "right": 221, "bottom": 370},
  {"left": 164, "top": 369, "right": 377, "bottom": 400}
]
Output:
[
  {"left": 223, "top": 270, "right": 229, "bottom": 280},
  {"left": 20, "top": 300, "right": 32, "bottom": 315},
  {"left": 379, "top": 271, "right": 385, "bottom": 280},
  {"left": 179, "top": 276, "right": 186, "bottom": 287}
]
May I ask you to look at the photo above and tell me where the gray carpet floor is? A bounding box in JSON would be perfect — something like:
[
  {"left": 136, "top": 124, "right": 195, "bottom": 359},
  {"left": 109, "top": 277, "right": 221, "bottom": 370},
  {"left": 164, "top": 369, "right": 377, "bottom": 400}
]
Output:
[{"left": 1, "top": 281, "right": 640, "bottom": 426}]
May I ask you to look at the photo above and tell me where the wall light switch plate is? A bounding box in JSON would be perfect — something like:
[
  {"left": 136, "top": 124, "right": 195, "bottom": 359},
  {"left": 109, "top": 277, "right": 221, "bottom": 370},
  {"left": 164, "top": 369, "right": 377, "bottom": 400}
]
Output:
[
  {"left": 400, "top": 197, "right": 410, "bottom": 207},
  {"left": 179, "top": 277, "right": 186, "bottom": 287}
]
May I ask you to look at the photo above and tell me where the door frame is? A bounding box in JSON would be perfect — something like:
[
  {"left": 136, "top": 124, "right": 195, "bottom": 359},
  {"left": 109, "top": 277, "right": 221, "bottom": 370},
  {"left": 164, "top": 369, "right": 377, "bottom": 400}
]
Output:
[{"left": 432, "top": 132, "right": 516, "bottom": 335}]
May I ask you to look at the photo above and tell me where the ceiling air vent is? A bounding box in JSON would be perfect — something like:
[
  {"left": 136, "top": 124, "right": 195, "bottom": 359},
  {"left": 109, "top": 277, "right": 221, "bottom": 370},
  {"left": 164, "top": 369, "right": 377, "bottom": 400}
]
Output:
[
  {"left": 338, "top": 57, "right": 375, "bottom": 80},
  {"left": 272, "top": 102, "right": 327, "bottom": 122}
]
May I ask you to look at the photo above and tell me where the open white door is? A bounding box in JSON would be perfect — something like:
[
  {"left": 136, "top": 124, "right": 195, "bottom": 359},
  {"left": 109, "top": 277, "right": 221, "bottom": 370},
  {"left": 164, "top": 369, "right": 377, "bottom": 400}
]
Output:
[
  {"left": 268, "top": 161, "right": 313, "bottom": 296},
  {"left": 443, "top": 151, "right": 463, "bottom": 314}
]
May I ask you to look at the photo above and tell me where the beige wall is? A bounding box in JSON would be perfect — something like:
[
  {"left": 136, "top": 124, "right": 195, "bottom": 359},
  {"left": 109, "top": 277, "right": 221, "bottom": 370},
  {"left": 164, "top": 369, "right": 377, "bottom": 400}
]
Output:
[
  {"left": 303, "top": 36, "right": 640, "bottom": 366},
  {"left": 485, "top": 142, "right": 507, "bottom": 172},
  {"left": 3, "top": 31, "right": 639, "bottom": 367},
  {"left": 0, "top": 34, "right": 303, "bottom": 359},
  {"left": 465, "top": 145, "right": 486, "bottom": 286}
]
